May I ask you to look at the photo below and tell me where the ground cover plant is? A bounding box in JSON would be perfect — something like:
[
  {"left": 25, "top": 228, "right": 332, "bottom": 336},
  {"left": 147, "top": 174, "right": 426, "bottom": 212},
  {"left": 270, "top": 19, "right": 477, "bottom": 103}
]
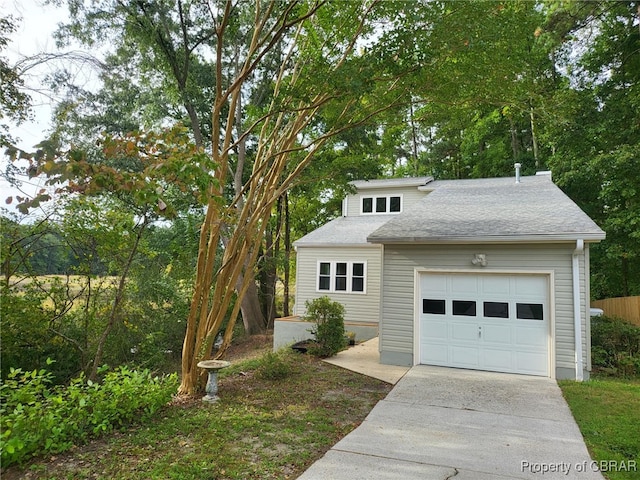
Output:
[
  {"left": 1, "top": 337, "right": 392, "bottom": 479},
  {"left": 0, "top": 364, "right": 178, "bottom": 467},
  {"left": 560, "top": 378, "right": 640, "bottom": 480}
]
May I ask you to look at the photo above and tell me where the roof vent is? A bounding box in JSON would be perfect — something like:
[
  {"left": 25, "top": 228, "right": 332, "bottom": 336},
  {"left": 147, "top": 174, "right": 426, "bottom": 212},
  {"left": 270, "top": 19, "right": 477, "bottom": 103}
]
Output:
[{"left": 514, "top": 163, "right": 521, "bottom": 184}]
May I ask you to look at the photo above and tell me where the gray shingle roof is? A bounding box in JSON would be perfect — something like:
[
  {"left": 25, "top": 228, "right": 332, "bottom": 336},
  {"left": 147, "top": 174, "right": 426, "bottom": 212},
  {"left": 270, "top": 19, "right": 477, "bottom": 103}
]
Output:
[
  {"left": 367, "top": 175, "right": 605, "bottom": 243},
  {"left": 294, "top": 215, "right": 394, "bottom": 246}
]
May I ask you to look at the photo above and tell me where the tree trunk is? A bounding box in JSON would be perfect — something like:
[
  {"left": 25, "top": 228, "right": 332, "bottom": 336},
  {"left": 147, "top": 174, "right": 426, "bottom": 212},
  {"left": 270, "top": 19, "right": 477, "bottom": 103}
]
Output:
[
  {"left": 185, "top": 101, "right": 204, "bottom": 148},
  {"left": 509, "top": 116, "right": 519, "bottom": 161},
  {"left": 283, "top": 192, "right": 291, "bottom": 317},
  {"left": 239, "top": 276, "right": 267, "bottom": 335},
  {"left": 233, "top": 81, "right": 267, "bottom": 336},
  {"left": 264, "top": 217, "right": 278, "bottom": 328},
  {"left": 622, "top": 255, "right": 629, "bottom": 297},
  {"left": 88, "top": 218, "right": 147, "bottom": 380},
  {"left": 409, "top": 100, "right": 420, "bottom": 175},
  {"left": 530, "top": 107, "right": 539, "bottom": 168}
]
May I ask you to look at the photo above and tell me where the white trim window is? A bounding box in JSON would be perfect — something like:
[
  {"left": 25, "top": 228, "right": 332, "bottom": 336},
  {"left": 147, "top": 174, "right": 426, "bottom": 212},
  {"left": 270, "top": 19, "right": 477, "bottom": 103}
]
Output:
[
  {"left": 317, "top": 261, "right": 366, "bottom": 293},
  {"left": 361, "top": 194, "right": 402, "bottom": 214}
]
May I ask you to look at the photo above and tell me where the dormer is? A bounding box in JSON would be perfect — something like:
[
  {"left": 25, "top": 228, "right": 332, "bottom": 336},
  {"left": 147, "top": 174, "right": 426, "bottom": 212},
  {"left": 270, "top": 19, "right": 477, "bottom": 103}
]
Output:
[{"left": 342, "top": 177, "right": 434, "bottom": 217}]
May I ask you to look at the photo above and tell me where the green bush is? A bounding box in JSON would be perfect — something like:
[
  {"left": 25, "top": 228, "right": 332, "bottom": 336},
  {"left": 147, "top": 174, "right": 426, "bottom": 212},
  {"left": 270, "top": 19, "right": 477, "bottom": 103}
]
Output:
[
  {"left": 255, "top": 350, "right": 293, "bottom": 380},
  {"left": 591, "top": 315, "right": 640, "bottom": 377},
  {"left": 304, "top": 296, "right": 347, "bottom": 358},
  {"left": 0, "top": 284, "right": 81, "bottom": 383},
  {"left": 0, "top": 363, "right": 178, "bottom": 467}
]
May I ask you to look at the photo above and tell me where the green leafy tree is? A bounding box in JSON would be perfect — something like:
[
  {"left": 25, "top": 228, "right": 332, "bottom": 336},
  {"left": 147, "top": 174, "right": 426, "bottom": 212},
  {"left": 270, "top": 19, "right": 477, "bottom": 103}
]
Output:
[
  {"left": 0, "top": 15, "right": 31, "bottom": 147},
  {"left": 50, "top": 0, "right": 286, "bottom": 336},
  {"left": 4, "top": 125, "right": 209, "bottom": 380},
  {"left": 39, "top": 0, "right": 415, "bottom": 395},
  {"left": 546, "top": 1, "right": 640, "bottom": 298}
]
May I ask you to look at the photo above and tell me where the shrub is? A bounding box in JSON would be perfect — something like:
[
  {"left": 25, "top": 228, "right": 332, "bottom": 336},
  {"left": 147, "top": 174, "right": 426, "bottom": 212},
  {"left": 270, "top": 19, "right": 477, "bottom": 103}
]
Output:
[
  {"left": 0, "top": 285, "right": 81, "bottom": 383},
  {"left": 304, "top": 296, "right": 347, "bottom": 358},
  {"left": 255, "top": 350, "right": 293, "bottom": 380},
  {"left": 591, "top": 315, "right": 640, "bottom": 377},
  {"left": 0, "top": 363, "right": 178, "bottom": 467}
]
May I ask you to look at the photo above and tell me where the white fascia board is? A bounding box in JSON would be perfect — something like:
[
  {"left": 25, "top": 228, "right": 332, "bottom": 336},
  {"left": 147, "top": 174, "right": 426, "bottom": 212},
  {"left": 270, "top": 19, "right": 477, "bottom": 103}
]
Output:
[
  {"left": 351, "top": 177, "right": 433, "bottom": 190},
  {"left": 367, "top": 233, "right": 606, "bottom": 245},
  {"left": 294, "top": 242, "right": 380, "bottom": 248}
]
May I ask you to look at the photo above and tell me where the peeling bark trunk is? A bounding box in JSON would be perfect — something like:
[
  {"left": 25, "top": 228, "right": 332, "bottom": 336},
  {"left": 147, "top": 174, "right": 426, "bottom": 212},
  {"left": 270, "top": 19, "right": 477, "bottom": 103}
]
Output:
[
  {"left": 233, "top": 69, "right": 267, "bottom": 336},
  {"left": 283, "top": 192, "right": 291, "bottom": 317}
]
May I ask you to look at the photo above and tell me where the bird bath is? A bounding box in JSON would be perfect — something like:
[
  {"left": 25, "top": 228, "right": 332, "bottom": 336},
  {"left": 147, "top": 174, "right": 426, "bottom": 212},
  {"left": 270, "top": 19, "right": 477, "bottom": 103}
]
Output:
[{"left": 197, "top": 360, "right": 231, "bottom": 403}]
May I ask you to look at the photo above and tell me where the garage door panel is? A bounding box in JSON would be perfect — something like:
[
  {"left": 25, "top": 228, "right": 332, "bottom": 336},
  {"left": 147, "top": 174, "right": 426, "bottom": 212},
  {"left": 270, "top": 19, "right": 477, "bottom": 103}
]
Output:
[
  {"left": 420, "top": 273, "right": 550, "bottom": 377},
  {"left": 450, "top": 275, "right": 479, "bottom": 295},
  {"left": 514, "top": 325, "right": 547, "bottom": 347},
  {"left": 451, "top": 323, "right": 478, "bottom": 342},
  {"left": 514, "top": 276, "right": 546, "bottom": 298},
  {"left": 482, "top": 324, "right": 512, "bottom": 344},
  {"left": 450, "top": 345, "right": 479, "bottom": 367},
  {"left": 421, "top": 275, "right": 447, "bottom": 293},
  {"left": 422, "top": 319, "right": 448, "bottom": 340},
  {"left": 515, "top": 352, "right": 548, "bottom": 376},
  {"left": 480, "top": 276, "right": 511, "bottom": 296},
  {"left": 481, "top": 348, "right": 513, "bottom": 370},
  {"left": 420, "top": 343, "right": 448, "bottom": 364}
]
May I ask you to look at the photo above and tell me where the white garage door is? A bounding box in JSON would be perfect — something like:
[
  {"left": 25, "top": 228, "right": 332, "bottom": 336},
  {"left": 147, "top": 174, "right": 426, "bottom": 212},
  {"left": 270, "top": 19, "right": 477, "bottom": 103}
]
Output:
[{"left": 420, "top": 273, "right": 550, "bottom": 376}]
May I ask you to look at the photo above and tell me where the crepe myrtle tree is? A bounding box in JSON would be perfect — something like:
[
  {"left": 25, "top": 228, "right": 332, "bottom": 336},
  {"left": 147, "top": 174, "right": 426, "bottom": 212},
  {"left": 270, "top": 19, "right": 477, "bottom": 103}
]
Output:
[
  {"left": 49, "top": 0, "right": 382, "bottom": 340},
  {"left": 175, "top": 0, "right": 411, "bottom": 395}
]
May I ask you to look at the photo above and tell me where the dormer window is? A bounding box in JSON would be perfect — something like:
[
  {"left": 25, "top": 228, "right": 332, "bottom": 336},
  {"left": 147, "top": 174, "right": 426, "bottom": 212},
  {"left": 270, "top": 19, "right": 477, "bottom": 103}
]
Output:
[{"left": 361, "top": 194, "right": 402, "bottom": 214}]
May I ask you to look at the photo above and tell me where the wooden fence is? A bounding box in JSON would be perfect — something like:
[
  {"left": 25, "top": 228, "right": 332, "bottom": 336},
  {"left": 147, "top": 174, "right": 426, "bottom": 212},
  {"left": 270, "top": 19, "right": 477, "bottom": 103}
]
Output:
[{"left": 592, "top": 296, "right": 640, "bottom": 327}]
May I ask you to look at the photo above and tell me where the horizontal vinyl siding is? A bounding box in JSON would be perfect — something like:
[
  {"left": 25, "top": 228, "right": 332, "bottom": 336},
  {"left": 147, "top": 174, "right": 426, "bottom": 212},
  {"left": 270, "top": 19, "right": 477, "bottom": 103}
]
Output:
[
  {"left": 345, "top": 187, "right": 429, "bottom": 217},
  {"left": 380, "top": 243, "right": 586, "bottom": 370},
  {"left": 294, "top": 245, "right": 382, "bottom": 325}
]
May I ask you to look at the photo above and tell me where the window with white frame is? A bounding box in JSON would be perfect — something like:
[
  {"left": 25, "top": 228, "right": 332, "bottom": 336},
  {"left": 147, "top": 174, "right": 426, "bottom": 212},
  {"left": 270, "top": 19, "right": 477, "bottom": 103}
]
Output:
[
  {"left": 361, "top": 194, "right": 402, "bottom": 214},
  {"left": 317, "top": 261, "right": 366, "bottom": 293}
]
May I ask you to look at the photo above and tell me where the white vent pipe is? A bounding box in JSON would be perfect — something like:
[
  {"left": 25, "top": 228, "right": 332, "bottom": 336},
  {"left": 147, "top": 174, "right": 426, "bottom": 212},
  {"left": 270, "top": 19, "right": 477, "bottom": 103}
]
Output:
[{"left": 515, "top": 163, "right": 522, "bottom": 184}]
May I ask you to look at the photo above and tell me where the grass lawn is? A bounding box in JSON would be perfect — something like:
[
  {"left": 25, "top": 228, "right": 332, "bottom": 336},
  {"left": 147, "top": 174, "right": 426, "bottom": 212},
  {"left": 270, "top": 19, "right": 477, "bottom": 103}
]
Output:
[
  {"left": 2, "top": 342, "right": 391, "bottom": 480},
  {"left": 4, "top": 334, "right": 638, "bottom": 480},
  {"left": 559, "top": 377, "right": 640, "bottom": 480}
]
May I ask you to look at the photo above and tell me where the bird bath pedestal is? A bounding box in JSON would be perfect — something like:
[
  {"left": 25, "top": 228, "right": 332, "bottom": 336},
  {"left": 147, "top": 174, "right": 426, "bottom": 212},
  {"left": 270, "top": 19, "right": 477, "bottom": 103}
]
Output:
[{"left": 197, "top": 360, "right": 230, "bottom": 403}]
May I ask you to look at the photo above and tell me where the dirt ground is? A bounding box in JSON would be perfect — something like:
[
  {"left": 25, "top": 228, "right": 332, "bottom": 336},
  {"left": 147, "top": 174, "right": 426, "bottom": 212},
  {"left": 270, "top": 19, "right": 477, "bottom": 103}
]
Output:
[{"left": 224, "top": 332, "right": 274, "bottom": 361}]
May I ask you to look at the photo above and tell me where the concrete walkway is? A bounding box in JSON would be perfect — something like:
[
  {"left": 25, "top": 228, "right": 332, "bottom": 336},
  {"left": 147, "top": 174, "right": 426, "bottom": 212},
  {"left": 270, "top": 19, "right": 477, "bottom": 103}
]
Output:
[
  {"left": 322, "top": 337, "right": 409, "bottom": 384},
  {"left": 300, "top": 364, "right": 604, "bottom": 480}
]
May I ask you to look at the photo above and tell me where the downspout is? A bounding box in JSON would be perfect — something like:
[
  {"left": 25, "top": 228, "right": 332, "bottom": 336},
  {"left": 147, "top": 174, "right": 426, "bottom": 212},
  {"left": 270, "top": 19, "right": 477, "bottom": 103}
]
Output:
[{"left": 572, "top": 239, "right": 584, "bottom": 381}]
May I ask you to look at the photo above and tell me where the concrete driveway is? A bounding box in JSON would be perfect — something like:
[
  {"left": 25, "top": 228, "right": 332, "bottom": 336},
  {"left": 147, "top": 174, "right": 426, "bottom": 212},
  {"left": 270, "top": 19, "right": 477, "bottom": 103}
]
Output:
[{"left": 298, "top": 366, "right": 604, "bottom": 479}]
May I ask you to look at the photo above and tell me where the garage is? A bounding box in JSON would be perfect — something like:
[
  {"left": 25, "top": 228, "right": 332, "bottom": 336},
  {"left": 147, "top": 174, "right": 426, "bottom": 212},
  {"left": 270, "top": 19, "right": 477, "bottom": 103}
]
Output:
[
  {"left": 364, "top": 175, "right": 606, "bottom": 380},
  {"left": 419, "top": 272, "right": 550, "bottom": 376}
]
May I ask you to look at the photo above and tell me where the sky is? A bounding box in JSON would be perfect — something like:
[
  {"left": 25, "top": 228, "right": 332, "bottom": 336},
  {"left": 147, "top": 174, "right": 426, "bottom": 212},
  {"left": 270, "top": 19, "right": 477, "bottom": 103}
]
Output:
[{"left": 1, "top": 0, "right": 75, "bottom": 215}]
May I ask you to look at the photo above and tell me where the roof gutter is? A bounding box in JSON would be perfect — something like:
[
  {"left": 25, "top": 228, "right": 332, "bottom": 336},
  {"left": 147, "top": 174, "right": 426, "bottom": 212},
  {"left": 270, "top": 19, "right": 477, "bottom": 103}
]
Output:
[
  {"left": 572, "top": 239, "right": 585, "bottom": 381},
  {"left": 367, "top": 234, "right": 606, "bottom": 244}
]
